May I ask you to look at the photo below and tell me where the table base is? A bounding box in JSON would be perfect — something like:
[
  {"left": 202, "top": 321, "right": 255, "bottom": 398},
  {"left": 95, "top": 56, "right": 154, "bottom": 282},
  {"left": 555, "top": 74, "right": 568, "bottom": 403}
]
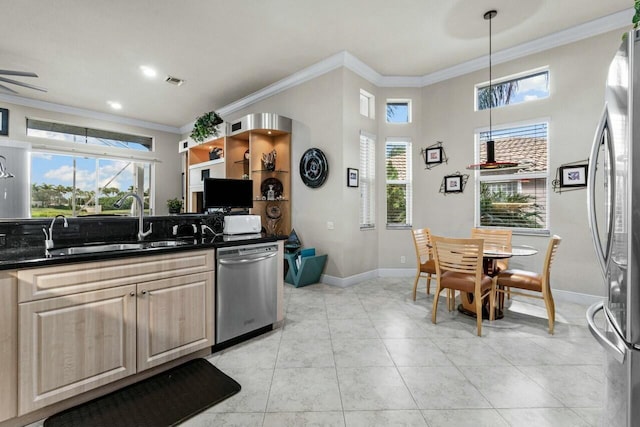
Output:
[{"left": 457, "top": 303, "right": 503, "bottom": 320}]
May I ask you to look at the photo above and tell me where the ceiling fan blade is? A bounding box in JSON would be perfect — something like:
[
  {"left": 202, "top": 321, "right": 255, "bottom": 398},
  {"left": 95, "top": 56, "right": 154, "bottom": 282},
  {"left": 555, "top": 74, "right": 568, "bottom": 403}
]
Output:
[
  {"left": 0, "top": 83, "right": 19, "bottom": 95},
  {"left": 0, "top": 69, "right": 38, "bottom": 77},
  {"left": 0, "top": 76, "right": 47, "bottom": 92}
]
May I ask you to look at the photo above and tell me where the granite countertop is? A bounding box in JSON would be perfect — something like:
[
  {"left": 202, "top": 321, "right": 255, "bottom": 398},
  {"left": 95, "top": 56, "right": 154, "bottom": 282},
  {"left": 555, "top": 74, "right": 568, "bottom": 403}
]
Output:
[{"left": 0, "top": 234, "right": 282, "bottom": 271}]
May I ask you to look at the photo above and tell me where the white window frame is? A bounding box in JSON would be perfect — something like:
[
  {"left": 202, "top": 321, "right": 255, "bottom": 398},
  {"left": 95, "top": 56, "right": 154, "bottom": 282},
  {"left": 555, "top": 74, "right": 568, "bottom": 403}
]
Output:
[
  {"left": 26, "top": 118, "right": 158, "bottom": 216},
  {"left": 359, "top": 131, "right": 376, "bottom": 229},
  {"left": 360, "top": 89, "right": 375, "bottom": 119},
  {"left": 475, "top": 67, "right": 550, "bottom": 111},
  {"left": 474, "top": 118, "right": 550, "bottom": 235},
  {"left": 385, "top": 137, "right": 412, "bottom": 228},
  {"left": 386, "top": 99, "right": 412, "bottom": 123}
]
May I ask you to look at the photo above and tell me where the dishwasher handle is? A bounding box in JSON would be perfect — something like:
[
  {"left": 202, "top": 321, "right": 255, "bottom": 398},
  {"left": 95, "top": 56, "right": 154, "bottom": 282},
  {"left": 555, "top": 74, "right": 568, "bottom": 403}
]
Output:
[{"left": 218, "top": 251, "right": 278, "bottom": 265}]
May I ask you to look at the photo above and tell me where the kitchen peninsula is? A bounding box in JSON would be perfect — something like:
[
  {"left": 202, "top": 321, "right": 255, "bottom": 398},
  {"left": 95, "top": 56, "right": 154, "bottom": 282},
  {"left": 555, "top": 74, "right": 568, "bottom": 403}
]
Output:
[{"left": 0, "top": 214, "right": 284, "bottom": 427}]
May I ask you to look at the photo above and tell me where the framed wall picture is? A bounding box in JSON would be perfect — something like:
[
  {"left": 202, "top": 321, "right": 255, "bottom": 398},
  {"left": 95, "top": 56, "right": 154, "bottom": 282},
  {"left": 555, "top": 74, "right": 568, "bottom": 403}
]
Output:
[
  {"left": 559, "top": 164, "right": 588, "bottom": 188},
  {"left": 347, "top": 167, "right": 359, "bottom": 187},
  {"left": 425, "top": 146, "right": 443, "bottom": 165},
  {"left": 444, "top": 175, "right": 462, "bottom": 193},
  {"left": 0, "top": 108, "right": 8, "bottom": 136}
]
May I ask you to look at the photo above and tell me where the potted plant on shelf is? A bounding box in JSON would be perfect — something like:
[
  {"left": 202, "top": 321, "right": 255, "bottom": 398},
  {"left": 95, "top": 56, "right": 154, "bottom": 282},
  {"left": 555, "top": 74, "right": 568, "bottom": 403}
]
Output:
[
  {"left": 191, "top": 111, "right": 224, "bottom": 143},
  {"left": 167, "top": 198, "right": 183, "bottom": 214}
]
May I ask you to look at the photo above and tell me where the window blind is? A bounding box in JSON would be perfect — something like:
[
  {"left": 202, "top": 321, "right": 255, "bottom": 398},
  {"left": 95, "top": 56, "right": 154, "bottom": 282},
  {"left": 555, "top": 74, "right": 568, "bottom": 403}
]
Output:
[
  {"left": 359, "top": 132, "right": 376, "bottom": 229},
  {"left": 477, "top": 122, "right": 548, "bottom": 231},
  {"left": 385, "top": 139, "right": 412, "bottom": 226}
]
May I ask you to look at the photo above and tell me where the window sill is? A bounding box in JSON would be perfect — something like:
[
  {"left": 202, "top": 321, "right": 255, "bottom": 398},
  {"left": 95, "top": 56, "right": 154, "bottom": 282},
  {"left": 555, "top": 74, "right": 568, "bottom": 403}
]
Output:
[{"left": 386, "top": 224, "right": 412, "bottom": 230}]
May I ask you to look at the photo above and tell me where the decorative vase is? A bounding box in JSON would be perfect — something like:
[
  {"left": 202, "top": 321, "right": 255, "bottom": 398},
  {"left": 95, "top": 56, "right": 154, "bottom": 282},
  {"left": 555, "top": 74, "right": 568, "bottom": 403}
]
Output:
[{"left": 262, "top": 149, "right": 277, "bottom": 171}]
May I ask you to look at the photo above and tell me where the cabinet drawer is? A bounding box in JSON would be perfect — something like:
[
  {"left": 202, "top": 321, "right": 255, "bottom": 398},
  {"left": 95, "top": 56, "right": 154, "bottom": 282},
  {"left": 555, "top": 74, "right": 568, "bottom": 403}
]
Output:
[{"left": 18, "top": 250, "right": 214, "bottom": 302}]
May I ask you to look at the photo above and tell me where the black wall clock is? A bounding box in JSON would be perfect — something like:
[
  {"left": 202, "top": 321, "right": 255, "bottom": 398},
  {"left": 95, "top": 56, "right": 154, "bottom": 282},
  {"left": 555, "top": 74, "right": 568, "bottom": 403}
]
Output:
[{"left": 299, "top": 148, "right": 329, "bottom": 188}]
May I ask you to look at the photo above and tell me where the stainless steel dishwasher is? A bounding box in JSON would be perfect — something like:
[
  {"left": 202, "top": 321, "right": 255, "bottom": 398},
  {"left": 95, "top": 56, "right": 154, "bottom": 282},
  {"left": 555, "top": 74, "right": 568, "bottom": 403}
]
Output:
[{"left": 216, "top": 242, "right": 278, "bottom": 343}]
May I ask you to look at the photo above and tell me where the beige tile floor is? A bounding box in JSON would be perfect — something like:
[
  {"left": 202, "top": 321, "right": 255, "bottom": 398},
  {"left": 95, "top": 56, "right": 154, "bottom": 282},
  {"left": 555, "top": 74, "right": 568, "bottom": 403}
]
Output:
[
  {"left": 186, "top": 277, "right": 604, "bottom": 427},
  {"left": 28, "top": 277, "right": 604, "bottom": 427}
]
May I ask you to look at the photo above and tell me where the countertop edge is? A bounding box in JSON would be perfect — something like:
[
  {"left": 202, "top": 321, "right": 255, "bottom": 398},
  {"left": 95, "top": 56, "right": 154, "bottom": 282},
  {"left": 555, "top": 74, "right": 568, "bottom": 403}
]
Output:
[{"left": 0, "top": 236, "right": 283, "bottom": 271}]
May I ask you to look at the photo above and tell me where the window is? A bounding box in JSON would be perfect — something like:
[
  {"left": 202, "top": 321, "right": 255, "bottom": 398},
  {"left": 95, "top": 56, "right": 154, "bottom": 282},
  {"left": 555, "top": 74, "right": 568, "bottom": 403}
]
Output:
[
  {"left": 360, "top": 89, "right": 375, "bottom": 119},
  {"left": 27, "top": 119, "right": 153, "bottom": 218},
  {"left": 359, "top": 131, "right": 376, "bottom": 229},
  {"left": 476, "top": 69, "right": 549, "bottom": 111},
  {"left": 26, "top": 119, "right": 152, "bottom": 151},
  {"left": 385, "top": 138, "right": 412, "bottom": 227},
  {"left": 475, "top": 122, "right": 549, "bottom": 232},
  {"left": 386, "top": 99, "right": 411, "bottom": 123}
]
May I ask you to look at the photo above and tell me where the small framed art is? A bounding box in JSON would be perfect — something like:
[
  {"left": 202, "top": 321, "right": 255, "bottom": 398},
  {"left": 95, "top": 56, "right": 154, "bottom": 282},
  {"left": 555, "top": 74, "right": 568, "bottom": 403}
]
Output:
[
  {"left": 0, "top": 108, "right": 8, "bottom": 136},
  {"left": 347, "top": 168, "right": 359, "bottom": 187},
  {"left": 444, "top": 175, "right": 462, "bottom": 193},
  {"left": 559, "top": 164, "right": 587, "bottom": 188},
  {"left": 425, "top": 147, "right": 443, "bottom": 165}
]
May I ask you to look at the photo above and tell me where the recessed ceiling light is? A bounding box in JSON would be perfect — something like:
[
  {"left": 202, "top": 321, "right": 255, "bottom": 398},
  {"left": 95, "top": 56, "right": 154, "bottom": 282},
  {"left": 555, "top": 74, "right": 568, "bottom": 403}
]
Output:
[
  {"left": 107, "top": 101, "right": 122, "bottom": 110},
  {"left": 139, "top": 65, "right": 157, "bottom": 78}
]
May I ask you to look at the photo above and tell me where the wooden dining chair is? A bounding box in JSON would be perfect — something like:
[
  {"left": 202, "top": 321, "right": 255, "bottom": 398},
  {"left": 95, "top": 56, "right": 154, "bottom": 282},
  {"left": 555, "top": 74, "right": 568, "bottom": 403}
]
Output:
[
  {"left": 411, "top": 228, "right": 437, "bottom": 300},
  {"left": 491, "top": 235, "right": 562, "bottom": 334},
  {"left": 471, "top": 228, "right": 512, "bottom": 273},
  {"left": 431, "top": 235, "right": 495, "bottom": 336}
]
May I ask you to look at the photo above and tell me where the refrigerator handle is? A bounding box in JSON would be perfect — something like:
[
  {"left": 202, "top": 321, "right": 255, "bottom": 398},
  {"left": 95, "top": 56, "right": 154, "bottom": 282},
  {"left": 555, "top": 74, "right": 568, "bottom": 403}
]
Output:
[
  {"left": 587, "top": 105, "right": 614, "bottom": 276},
  {"left": 587, "top": 301, "right": 626, "bottom": 364}
]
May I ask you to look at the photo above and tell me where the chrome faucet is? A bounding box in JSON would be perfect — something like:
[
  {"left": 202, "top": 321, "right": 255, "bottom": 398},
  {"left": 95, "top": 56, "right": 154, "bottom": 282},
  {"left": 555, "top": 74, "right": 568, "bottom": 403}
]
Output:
[
  {"left": 43, "top": 214, "right": 68, "bottom": 251},
  {"left": 114, "top": 193, "right": 152, "bottom": 241}
]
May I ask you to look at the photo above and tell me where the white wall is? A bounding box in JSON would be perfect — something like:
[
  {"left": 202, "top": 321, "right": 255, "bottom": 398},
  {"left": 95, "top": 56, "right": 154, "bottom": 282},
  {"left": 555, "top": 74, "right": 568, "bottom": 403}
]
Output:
[
  {"left": 405, "top": 29, "right": 621, "bottom": 297},
  {"left": 219, "top": 29, "right": 620, "bottom": 297},
  {"left": 1, "top": 102, "right": 182, "bottom": 215}
]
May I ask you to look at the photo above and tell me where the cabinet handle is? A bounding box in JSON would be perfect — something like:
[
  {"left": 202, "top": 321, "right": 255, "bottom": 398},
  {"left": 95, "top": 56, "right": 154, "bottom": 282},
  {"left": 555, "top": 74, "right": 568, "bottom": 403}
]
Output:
[
  {"left": 129, "top": 291, "right": 135, "bottom": 297},
  {"left": 141, "top": 290, "right": 147, "bottom": 295}
]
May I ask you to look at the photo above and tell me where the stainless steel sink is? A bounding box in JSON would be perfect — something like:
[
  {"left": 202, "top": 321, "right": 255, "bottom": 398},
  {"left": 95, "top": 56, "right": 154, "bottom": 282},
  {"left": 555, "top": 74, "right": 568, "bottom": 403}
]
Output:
[
  {"left": 47, "top": 240, "right": 189, "bottom": 257},
  {"left": 146, "top": 240, "right": 188, "bottom": 248},
  {"left": 48, "top": 243, "right": 145, "bottom": 256}
]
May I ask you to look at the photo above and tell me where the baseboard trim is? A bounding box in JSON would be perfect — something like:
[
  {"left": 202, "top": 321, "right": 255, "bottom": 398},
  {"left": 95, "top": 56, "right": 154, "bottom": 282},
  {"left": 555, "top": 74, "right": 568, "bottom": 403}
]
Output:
[
  {"left": 320, "top": 269, "right": 378, "bottom": 287},
  {"left": 317, "top": 268, "right": 605, "bottom": 304},
  {"left": 553, "top": 289, "right": 605, "bottom": 306}
]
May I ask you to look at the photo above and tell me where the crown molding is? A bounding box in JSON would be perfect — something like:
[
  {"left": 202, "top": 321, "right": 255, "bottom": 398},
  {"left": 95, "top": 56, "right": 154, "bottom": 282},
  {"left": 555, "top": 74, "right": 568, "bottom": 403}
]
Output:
[
  {"left": 214, "top": 8, "right": 632, "bottom": 122},
  {"left": 421, "top": 8, "right": 632, "bottom": 86},
  {"left": 0, "top": 93, "right": 181, "bottom": 134}
]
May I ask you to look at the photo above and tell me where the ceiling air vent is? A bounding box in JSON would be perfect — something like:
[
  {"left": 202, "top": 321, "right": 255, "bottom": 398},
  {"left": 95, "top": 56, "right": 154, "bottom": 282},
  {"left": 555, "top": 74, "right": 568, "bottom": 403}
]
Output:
[{"left": 164, "top": 75, "right": 185, "bottom": 86}]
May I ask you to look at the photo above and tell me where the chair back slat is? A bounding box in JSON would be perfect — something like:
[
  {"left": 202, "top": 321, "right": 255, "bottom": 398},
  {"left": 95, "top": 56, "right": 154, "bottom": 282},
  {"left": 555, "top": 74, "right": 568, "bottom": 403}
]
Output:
[
  {"left": 471, "top": 228, "right": 512, "bottom": 252},
  {"left": 412, "top": 228, "right": 433, "bottom": 263},
  {"left": 431, "top": 236, "right": 484, "bottom": 275},
  {"left": 543, "top": 235, "right": 562, "bottom": 278}
]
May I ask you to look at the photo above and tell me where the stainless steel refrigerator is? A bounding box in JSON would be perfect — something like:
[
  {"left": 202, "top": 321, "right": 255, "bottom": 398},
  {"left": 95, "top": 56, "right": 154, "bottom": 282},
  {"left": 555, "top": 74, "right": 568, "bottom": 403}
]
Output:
[{"left": 587, "top": 29, "right": 640, "bottom": 427}]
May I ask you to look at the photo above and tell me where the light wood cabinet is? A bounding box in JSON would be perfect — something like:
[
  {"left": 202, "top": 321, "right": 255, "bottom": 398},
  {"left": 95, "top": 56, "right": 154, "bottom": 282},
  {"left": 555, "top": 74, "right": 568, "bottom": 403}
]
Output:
[
  {"left": 0, "top": 272, "right": 17, "bottom": 423},
  {"left": 16, "top": 250, "right": 215, "bottom": 415},
  {"left": 18, "top": 285, "right": 138, "bottom": 414},
  {"left": 137, "top": 272, "right": 212, "bottom": 371}
]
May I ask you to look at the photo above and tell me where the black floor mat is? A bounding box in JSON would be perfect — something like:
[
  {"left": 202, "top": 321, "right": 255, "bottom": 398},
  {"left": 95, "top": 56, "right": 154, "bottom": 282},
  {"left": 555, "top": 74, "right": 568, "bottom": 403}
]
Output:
[{"left": 44, "top": 358, "right": 241, "bottom": 427}]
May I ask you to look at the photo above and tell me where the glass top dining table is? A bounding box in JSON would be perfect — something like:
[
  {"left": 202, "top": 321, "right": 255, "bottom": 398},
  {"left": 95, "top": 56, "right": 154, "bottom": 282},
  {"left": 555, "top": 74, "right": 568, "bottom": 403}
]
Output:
[
  {"left": 459, "top": 244, "right": 539, "bottom": 319},
  {"left": 483, "top": 244, "right": 538, "bottom": 259}
]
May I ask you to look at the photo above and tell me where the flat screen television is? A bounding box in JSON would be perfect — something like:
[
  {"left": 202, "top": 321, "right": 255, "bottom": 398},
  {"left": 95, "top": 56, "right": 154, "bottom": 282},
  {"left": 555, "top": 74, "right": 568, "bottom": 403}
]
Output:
[{"left": 203, "top": 178, "right": 253, "bottom": 211}]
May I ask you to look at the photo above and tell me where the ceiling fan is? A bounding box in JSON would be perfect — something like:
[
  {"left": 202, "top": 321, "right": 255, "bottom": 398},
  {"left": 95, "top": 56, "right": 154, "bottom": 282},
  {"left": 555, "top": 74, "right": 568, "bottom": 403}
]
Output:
[{"left": 0, "top": 69, "right": 47, "bottom": 94}]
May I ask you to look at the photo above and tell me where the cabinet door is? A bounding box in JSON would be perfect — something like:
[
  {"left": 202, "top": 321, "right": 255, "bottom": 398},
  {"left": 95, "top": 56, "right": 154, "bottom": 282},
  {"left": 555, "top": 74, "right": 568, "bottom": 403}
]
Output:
[
  {"left": 18, "top": 285, "right": 137, "bottom": 415},
  {"left": 137, "top": 272, "right": 213, "bottom": 371}
]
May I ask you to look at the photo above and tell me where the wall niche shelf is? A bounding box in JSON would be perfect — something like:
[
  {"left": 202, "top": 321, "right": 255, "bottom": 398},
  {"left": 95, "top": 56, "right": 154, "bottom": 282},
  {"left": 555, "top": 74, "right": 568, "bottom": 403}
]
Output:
[
  {"left": 252, "top": 169, "right": 289, "bottom": 174},
  {"left": 180, "top": 113, "right": 292, "bottom": 235}
]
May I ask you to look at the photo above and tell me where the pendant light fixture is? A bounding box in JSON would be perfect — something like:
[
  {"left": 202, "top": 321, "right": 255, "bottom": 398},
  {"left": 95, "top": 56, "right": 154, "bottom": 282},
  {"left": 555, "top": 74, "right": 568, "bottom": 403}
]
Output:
[{"left": 467, "top": 10, "right": 517, "bottom": 170}]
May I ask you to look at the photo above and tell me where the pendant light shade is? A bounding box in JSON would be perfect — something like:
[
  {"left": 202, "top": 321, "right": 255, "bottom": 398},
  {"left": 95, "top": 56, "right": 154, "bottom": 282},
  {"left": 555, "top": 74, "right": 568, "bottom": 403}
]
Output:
[{"left": 467, "top": 10, "right": 517, "bottom": 170}]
